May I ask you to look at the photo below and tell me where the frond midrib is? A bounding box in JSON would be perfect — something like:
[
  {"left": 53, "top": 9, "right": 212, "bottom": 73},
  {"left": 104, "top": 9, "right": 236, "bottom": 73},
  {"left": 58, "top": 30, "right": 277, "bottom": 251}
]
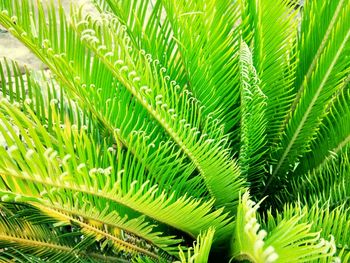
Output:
[
  {"left": 281, "top": 0, "right": 346, "bottom": 129},
  {"left": 0, "top": 233, "right": 125, "bottom": 262},
  {"left": 34, "top": 202, "right": 173, "bottom": 257},
  {"left": 0, "top": 170, "right": 203, "bottom": 238},
  {"left": 266, "top": 28, "right": 350, "bottom": 191},
  {"left": 74, "top": 24, "right": 217, "bottom": 199},
  {"left": 315, "top": 135, "right": 350, "bottom": 171}
]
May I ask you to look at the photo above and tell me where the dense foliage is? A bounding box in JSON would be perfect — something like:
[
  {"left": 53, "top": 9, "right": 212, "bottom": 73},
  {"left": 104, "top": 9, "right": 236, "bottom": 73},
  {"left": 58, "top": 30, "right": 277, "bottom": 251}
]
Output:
[{"left": 0, "top": 0, "right": 349, "bottom": 262}]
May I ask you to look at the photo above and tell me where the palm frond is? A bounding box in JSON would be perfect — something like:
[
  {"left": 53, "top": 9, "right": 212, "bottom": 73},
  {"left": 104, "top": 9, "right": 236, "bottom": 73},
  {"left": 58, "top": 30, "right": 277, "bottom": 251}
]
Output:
[
  {"left": 0, "top": 0, "right": 209, "bottom": 202},
  {"left": 279, "top": 147, "right": 350, "bottom": 208},
  {"left": 0, "top": 0, "right": 245, "bottom": 210},
  {"left": 238, "top": 41, "right": 267, "bottom": 191},
  {"left": 160, "top": 0, "right": 242, "bottom": 135},
  {"left": 263, "top": 201, "right": 350, "bottom": 262},
  {"left": 232, "top": 192, "right": 336, "bottom": 262},
  {"left": 0, "top": 57, "right": 229, "bottom": 257},
  {"left": 0, "top": 97, "right": 233, "bottom": 243},
  {"left": 91, "top": 0, "right": 189, "bottom": 87},
  {"left": 296, "top": 83, "right": 350, "bottom": 175},
  {"left": 176, "top": 228, "right": 215, "bottom": 263},
  {"left": 266, "top": 0, "right": 350, "bottom": 193},
  {"left": 0, "top": 202, "right": 118, "bottom": 262},
  {"left": 0, "top": 58, "right": 97, "bottom": 135},
  {"left": 0, "top": 0, "right": 151, "bottom": 158},
  {"left": 240, "top": 0, "right": 299, "bottom": 151},
  {"left": 70, "top": 4, "right": 245, "bottom": 209}
]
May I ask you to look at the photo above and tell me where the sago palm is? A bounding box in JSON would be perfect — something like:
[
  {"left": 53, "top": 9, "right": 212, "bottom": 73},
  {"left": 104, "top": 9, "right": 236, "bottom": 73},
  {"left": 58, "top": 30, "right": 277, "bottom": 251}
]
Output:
[{"left": 0, "top": 0, "right": 349, "bottom": 262}]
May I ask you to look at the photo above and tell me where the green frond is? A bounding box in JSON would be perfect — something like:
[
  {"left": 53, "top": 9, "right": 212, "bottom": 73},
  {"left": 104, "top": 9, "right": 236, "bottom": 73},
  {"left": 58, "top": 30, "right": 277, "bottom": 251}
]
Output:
[
  {"left": 0, "top": 56, "right": 228, "bottom": 255},
  {"left": 0, "top": 105, "right": 174, "bottom": 259},
  {"left": 0, "top": 249, "right": 55, "bottom": 263},
  {"left": 35, "top": 203, "right": 180, "bottom": 257},
  {"left": 7, "top": 201, "right": 173, "bottom": 260},
  {"left": 0, "top": 58, "right": 28, "bottom": 103},
  {"left": 231, "top": 192, "right": 336, "bottom": 263},
  {"left": 0, "top": 191, "right": 178, "bottom": 260},
  {"left": 159, "top": 0, "right": 242, "bottom": 142},
  {"left": 263, "top": 201, "right": 350, "bottom": 262},
  {"left": 0, "top": 0, "right": 349, "bottom": 262},
  {"left": 240, "top": 0, "right": 299, "bottom": 151},
  {"left": 296, "top": 84, "right": 350, "bottom": 175},
  {"left": 294, "top": 0, "right": 349, "bottom": 93},
  {"left": 0, "top": 0, "right": 245, "bottom": 210},
  {"left": 0, "top": 0, "right": 147, "bottom": 156},
  {"left": 0, "top": 58, "right": 97, "bottom": 135},
  {"left": 91, "top": 0, "right": 189, "bottom": 87},
  {"left": 0, "top": 1, "right": 208, "bottom": 202},
  {"left": 238, "top": 41, "right": 268, "bottom": 190},
  {"left": 0, "top": 202, "right": 118, "bottom": 262},
  {"left": 0, "top": 98, "right": 233, "bottom": 243},
  {"left": 0, "top": 58, "right": 48, "bottom": 123},
  {"left": 279, "top": 148, "right": 350, "bottom": 207},
  {"left": 176, "top": 228, "right": 215, "bottom": 263},
  {"left": 231, "top": 192, "right": 276, "bottom": 262},
  {"left": 267, "top": 0, "right": 350, "bottom": 193},
  {"left": 70, "top": 5, "right": 245, "bottom": 209}
]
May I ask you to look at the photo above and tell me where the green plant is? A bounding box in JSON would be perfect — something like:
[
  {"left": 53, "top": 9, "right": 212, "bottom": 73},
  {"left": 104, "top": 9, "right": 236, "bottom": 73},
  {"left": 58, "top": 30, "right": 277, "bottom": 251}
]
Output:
[{"left": 0, "top": 0, "right": 349, "bottom": 262}]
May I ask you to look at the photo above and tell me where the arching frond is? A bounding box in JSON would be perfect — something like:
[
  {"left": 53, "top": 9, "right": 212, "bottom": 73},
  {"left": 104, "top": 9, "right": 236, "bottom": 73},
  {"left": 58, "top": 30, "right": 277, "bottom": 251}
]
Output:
[
  {"left": 91, "top": 0, "right": 189, "bottom": 87},
  {"left": 0, "top": 1, "right": 209, "bottom": 203},
  {"left": 0, "top": 202, "right": 119, "bottom": 262},
  {"left": 0, "top": 58, "right": 100, "bottom": 139},
  {"left": 240, "top": 0, "right": 299, "bottom": 151},
  {"left": 71, "top": 7, "right": 244, "bottom": 209},
  {"left": 263, "top": 201, "right": 350, "bottom": 262},
  {"left": 159, "top": 0, "right": 242, "bottom": 135},
  {"left": 176, "top": 228, "right": 215, "bottom": 263},
  {"left": 0, "top": 98, "right": 233, "bottom": 244},
  {"left": 296, "top": 84, "right": 350, "bottom": 175},
  {"left": 0, "top": 0, "right": 245, "bottom": 210},
  {"left": 238, "top": 41, "right": 267, "bottom": 191},
  {"left": 279, "top": 148, "right": 350, "bottom": 208},
  {"left": 232, "top": 192, "right": 336, "bottom": 263},
  {"left": 266, "top": 0, "right": 350, "bottom": 194}
]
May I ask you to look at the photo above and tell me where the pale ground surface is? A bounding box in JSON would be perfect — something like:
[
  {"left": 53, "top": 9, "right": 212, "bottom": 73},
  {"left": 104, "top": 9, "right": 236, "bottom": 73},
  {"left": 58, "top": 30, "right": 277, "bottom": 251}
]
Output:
[{"left": 0, "top": 0, "right": 96, "bottom": 72}]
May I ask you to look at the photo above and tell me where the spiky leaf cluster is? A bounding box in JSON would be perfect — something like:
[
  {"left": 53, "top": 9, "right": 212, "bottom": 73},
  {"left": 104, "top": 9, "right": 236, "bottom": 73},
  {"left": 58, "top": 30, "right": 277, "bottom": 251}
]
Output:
[{"left": 0, "top": 0, "right": 349, "bottom": 262}]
